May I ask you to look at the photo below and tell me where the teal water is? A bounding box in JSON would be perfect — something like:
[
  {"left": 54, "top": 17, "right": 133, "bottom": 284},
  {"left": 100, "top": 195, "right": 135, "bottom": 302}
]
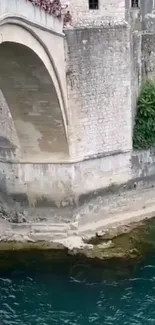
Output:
[{"left": 1, "top": 256, "right": 155, "bottom": 325}]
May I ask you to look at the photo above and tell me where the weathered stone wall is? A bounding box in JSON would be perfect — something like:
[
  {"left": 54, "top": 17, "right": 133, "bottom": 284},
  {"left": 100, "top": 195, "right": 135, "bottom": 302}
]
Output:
[
  {"left": 0, "top": 0, "right": 63, "bottom": 33},
  {"left": 66, "top": 0, "right": 126, "bottom": 27},
  {"left": 2, "top": 148, "right": 155, "bottom": 208},
  {"left": 141, "top": 0, "right": 155, "bottom": 33},
  {"left": 132, "top": 149, "right": 155, "bottom": 179},
  {"left": 131, "top": 32, "right": 141, "bottom": 125},
  {"left": 0, "top": 151, "right": 132, "bottom": 207},
  {"left": 130, "top": 6, "right": 141, "bottom": 31},
  {"left": 142, "top": 33, "right": 155, "bottom": 80},
  {"left": 3, "top": 0, "right": 155, "bottom": 208},
  {"left": 130, "top": 0, "right": 155, "bottom": 83},
  {"left": 65, "top": 24, "right": 132, "bottom": 160},
  {"left": 0, "top": 1, "right": 134, "bottom": 207},
  {"left": 130, "top": 0, "right": 155, "bottom": 124},
  {"left": 0, "top": 21, "right": 69, "bottom": 163},
  {"left": 0, "top": 41, "right": 68, "bottom": 162},
  {"left": 130, "top": 0, "right": 155, "bottom": 33},
  {"left": 141, "top": 0, "right": 155, "bottom": 79}
]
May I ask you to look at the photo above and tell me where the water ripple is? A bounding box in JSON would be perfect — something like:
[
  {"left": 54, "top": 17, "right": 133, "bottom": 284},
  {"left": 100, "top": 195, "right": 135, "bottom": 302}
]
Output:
[{"left": 1, "top": 259, "right": 155, "bottom": 324}]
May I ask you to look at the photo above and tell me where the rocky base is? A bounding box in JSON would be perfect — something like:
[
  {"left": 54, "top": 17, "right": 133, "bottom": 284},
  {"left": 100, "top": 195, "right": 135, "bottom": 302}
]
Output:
[
  {"left": 0, "top": 215, "right": 155, "bottom": 273},
  {"left": 0, "top": 218, "right": 154, "bottom": 281},
  {"left": 0, "top": 183, "right": 155, "bottom": 274}
]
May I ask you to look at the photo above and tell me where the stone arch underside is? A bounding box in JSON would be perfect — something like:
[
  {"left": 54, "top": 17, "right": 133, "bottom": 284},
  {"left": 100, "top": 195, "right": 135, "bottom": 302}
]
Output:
[{"left": 0, "top": 25, "right": 69, "bottom": 162}]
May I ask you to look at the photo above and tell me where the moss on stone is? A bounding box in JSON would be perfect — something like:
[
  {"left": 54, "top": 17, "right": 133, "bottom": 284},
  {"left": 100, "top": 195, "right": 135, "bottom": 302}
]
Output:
[{"left": 0, "top": 217, "right": 155, "bottom": 279}]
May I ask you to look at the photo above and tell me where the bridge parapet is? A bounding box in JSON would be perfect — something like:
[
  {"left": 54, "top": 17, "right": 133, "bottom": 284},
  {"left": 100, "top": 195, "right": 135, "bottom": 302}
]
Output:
[{"left": 0, "top": 0, "right": 64, "bottom": 34}]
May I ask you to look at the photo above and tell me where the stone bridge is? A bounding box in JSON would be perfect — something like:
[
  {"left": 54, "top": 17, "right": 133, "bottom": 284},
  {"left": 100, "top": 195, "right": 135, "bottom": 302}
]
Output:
[
  {"left": 0, "top": 0, "right": 133, "bottom": 207},
  {"left": 0, "top": 0, "right": 68, "bottom": 163}
]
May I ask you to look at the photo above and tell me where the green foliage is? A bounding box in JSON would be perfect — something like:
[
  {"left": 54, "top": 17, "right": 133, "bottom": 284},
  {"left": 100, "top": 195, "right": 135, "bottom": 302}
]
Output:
[{"left": 133, "top": 79, "right": 155, "bottom": 149}]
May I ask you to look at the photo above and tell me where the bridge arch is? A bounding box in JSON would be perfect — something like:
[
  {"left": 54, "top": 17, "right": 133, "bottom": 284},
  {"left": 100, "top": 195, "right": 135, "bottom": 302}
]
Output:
[{"left": 0, "top": 20, "right": 69, "bottom": 162}]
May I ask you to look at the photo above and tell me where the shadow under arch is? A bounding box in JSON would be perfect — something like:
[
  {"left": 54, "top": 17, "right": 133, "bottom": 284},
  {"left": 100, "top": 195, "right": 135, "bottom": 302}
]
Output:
[{"left": 0, "top": 22, "right": 69, "bottom": 162}]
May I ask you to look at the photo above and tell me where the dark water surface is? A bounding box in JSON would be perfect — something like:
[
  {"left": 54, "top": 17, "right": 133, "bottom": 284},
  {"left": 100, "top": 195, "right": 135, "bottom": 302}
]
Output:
[{"left": 1, "top": 255, "right": 155, "bottom": 325}]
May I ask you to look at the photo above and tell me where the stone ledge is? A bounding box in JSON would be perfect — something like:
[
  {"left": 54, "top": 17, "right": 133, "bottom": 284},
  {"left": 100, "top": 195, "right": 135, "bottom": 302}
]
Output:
[
  {"left": 0, "top": 0, "right": 63, "bottom": 33},
  {"left": 0, "top": 196, "right": 155, "bottom": 262}
]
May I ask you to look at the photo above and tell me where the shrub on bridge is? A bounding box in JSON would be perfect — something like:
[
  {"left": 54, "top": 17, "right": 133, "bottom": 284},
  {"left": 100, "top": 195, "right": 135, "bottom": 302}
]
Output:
[{"left": 133, "top": 79, "right": 155, "bottom": 149}]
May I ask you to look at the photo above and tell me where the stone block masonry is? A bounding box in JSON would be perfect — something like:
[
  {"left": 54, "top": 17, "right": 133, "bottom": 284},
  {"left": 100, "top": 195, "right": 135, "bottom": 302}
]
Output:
[
  {"left": 65, "top": 24, "right": 132, "bottom": 160},
  {"left": 142, "top": 33, "right": 155, "bottom": 80},
  {"left": 65, "top": 0, "right": 125, "bottom": 27},
  {"left": 0, "top": 0, "right": 135, "bottom": 207},
  {"left": 0, "top": 151, "right": 132, "bottom": 207}
]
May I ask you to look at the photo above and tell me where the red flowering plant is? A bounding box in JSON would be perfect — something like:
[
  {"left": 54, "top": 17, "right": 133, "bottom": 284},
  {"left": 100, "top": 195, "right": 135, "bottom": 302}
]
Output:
[{"left": 26, "top": 0, "right": 72, "bottom": 25}]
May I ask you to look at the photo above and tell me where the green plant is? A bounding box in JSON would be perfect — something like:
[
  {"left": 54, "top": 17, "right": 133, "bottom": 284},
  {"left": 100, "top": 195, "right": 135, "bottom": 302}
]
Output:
[{"left": 133, "top": 79, "right": 155, "bottom": 149}]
